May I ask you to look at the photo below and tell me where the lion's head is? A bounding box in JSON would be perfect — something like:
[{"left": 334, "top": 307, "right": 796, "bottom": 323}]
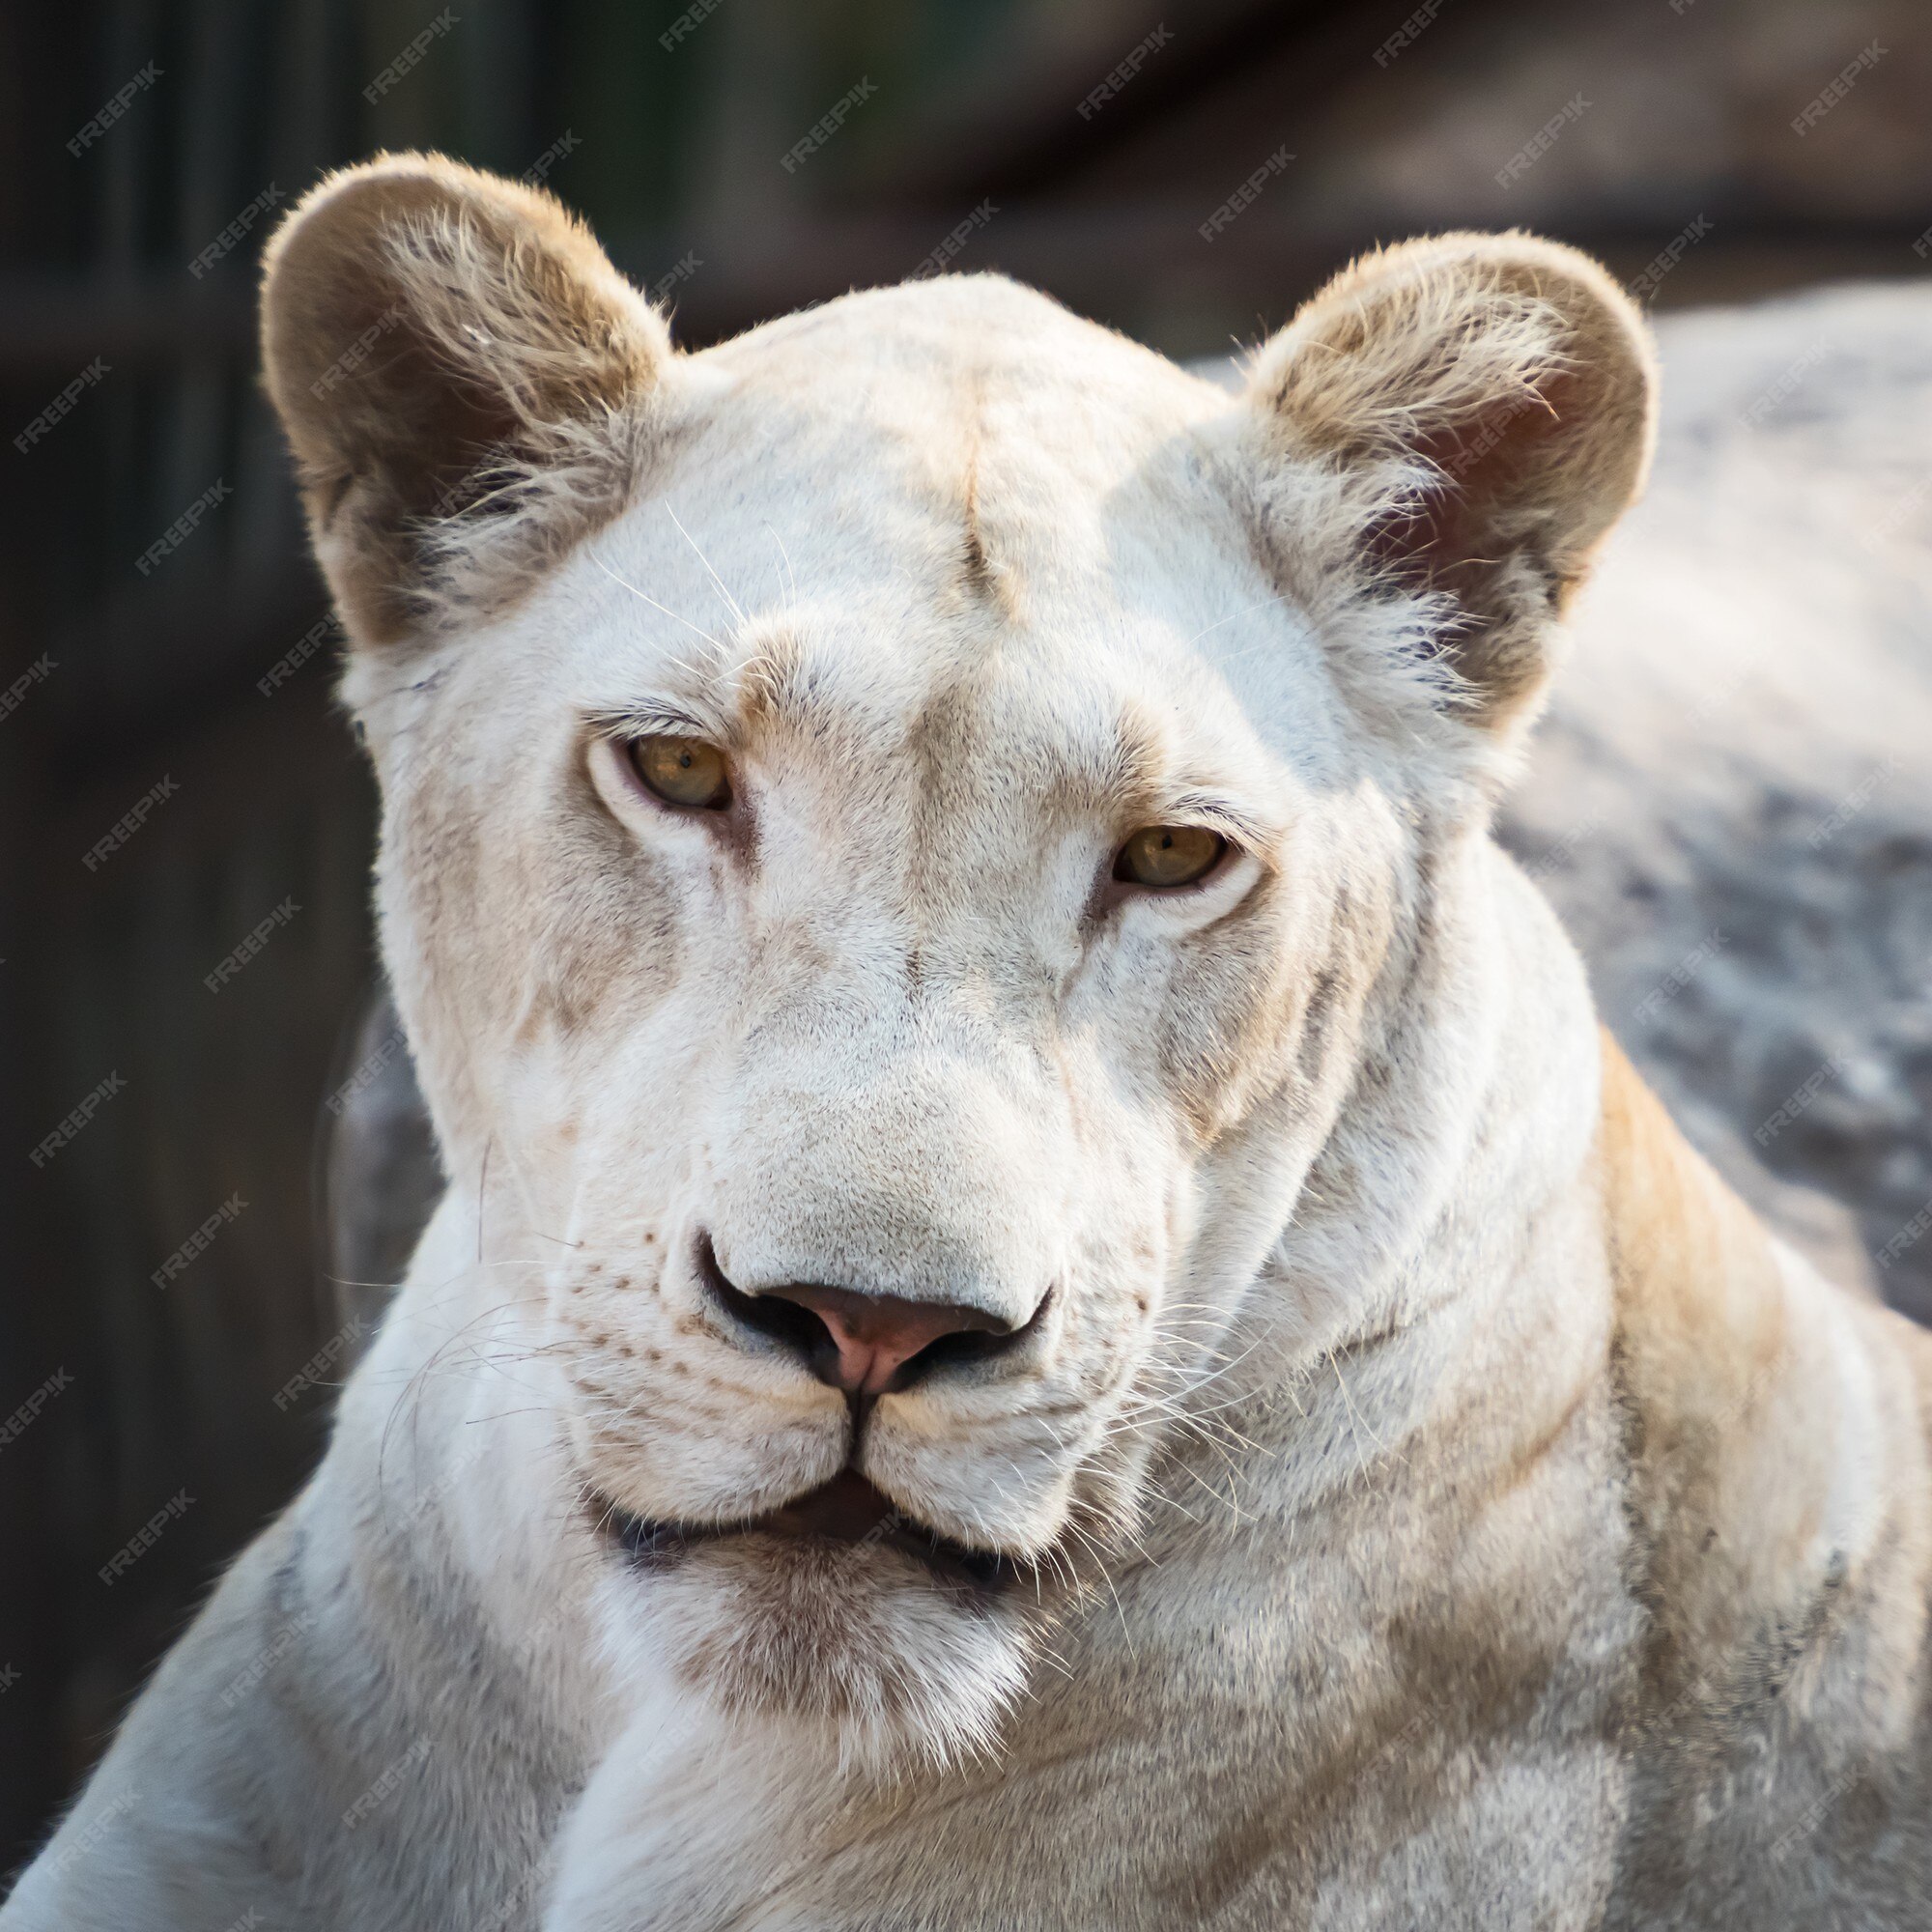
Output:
[{"left": 262, "top": 156, "right": 1653, "bottom": 1771}]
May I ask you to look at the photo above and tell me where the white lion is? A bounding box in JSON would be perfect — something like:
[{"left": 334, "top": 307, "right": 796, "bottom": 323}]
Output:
[{"left": 9, "top": 156, "right": 1932, "bottom": 1931}]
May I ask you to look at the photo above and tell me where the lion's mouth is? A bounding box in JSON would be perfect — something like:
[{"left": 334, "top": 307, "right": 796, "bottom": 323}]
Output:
[{"left": 591, "top": 1469, "right": 1021, "bottom": 1592}]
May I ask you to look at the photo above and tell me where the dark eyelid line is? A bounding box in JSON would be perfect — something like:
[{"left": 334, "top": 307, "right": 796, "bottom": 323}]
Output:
[
  {"left": 587, "top": 700, "right": 733, "bottom": 745},
  {"left": 1154, "top": 792, "right": 1270, "bottom": 856}
]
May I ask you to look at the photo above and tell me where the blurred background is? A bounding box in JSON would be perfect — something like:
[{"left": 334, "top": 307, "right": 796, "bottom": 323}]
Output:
[{"left": 4, "top": 0, "right": 1931, "bottom": 1871}]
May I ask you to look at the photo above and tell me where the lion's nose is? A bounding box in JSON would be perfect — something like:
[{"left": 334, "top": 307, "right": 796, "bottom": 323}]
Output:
[
  {"left": 754, "top": 1282, "right": 1018, "bottom": 1395},
  {"left": 700, "top": 1239, "right": 1029, "bottom": 1395}
]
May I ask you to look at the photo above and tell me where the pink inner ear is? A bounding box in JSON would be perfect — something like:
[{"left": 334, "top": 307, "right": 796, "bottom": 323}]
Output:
[
  {"left": 1365, "top": 372, "right": 1578, "bottom": 589},
  {"left": 1353, "top": 370, "right": 1588, "bottom": 725}
]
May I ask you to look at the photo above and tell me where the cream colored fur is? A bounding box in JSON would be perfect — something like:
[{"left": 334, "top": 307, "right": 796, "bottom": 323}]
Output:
[{"left": 9, "top": 156, "right": 1932, "bottom": 1931}]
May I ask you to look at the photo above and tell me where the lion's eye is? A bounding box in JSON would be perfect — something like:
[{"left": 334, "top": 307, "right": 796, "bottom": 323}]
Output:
[
  {"left": 1113, "top": 825, "right": 1227, "bottom": 890},
  {"left": 629, "top": 735, "right": 731, "bottom": 810}
]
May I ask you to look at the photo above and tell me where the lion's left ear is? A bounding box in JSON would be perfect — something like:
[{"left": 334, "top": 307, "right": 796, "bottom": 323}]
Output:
[{"left": 1243, "top": 232, "right": 1657, "bottom": 734}]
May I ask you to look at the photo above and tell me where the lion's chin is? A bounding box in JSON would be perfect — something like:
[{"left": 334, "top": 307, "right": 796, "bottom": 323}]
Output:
[{"left": 590, "top": 1472, "right": 1039, "bottom": 1774}]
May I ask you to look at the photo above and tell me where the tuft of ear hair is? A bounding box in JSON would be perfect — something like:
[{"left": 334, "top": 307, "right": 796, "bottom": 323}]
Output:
[
  {"left": 260, "top": 152, "right": 671, "bottom": 644},
  {"left": 1245, "top": 231, "right": 1657, "bottom": 735}
]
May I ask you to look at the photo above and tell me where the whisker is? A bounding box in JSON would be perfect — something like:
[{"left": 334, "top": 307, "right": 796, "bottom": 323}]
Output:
[
  {"left": 666, "top": 503, "right": 748, "bottom": 627},
  {"left": 764, "top": 520, "right": 799, "bottom": 612},
  {"left": 590, "top": 549, "right": 728, "bottom": 654},
  {"left": 1181, "top": 591, "right": 1293, "bottom": 652}
]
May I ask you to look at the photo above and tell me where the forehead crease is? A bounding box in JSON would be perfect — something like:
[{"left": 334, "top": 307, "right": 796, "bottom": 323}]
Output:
[
  {"left": 650, "top": 298, "right": 1240, "bottom": 790},
  {"left": 698, "top": 327, "right": 1181, "bottom": 569}
]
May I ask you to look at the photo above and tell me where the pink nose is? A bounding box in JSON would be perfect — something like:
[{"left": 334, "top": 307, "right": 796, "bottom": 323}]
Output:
[{"left": 753, "top": 1281, "right": 1013, "bottom": 1396}]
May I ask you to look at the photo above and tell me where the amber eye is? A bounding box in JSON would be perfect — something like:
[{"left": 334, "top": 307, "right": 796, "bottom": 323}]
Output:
[
  {"left": 629, "top": 735, "right": 731, "bottom": 810},
  {"left": 1113, "top": 824, "right": 1227, "bottom": 890}
]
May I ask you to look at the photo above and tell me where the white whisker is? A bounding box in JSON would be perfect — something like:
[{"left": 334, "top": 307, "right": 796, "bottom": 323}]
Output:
[
  {"left": 590, "top": 548, "right": 728, "bottom": 654},
  {"left": 666, "top": 503, "right": 748, "bottom": 627}
]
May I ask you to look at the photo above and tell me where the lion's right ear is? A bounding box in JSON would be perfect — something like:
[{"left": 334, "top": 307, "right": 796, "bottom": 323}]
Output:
[
  {"left": 1241, "top": 232, "right": 1655, "bottom": 743},
  {"left": 261, "top": 153, "right": 670, "bottom": 643}
]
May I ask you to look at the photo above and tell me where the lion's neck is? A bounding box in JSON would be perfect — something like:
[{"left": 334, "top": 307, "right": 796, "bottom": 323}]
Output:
[
  {"left": 1594, "top": 1028, "right": 1931, "bottom": 1716},
  {"left": 1202, "top": 835, "right": 1917, "bottom": 1639}
]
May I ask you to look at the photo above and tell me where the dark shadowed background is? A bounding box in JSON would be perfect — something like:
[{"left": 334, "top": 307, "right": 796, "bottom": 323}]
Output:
[{"left": 4, "top": 0, "right": 1930, "bottom": 1870}]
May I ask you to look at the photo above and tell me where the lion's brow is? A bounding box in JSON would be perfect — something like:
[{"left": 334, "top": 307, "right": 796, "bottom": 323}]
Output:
[
  {"left": 586, "top": 632, "right": 808, "bottom": 746},
  {"left": 732, "top": 630, "right": 811, "bottom": 727}
]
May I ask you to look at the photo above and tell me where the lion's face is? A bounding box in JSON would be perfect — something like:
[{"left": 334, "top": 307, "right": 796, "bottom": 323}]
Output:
[
  {"left": 366, "top": 287, "right": 1402, "bottom": 1761},
  {"left": 264, "top": 161, "right": 1652, "bottom": 1767}
]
